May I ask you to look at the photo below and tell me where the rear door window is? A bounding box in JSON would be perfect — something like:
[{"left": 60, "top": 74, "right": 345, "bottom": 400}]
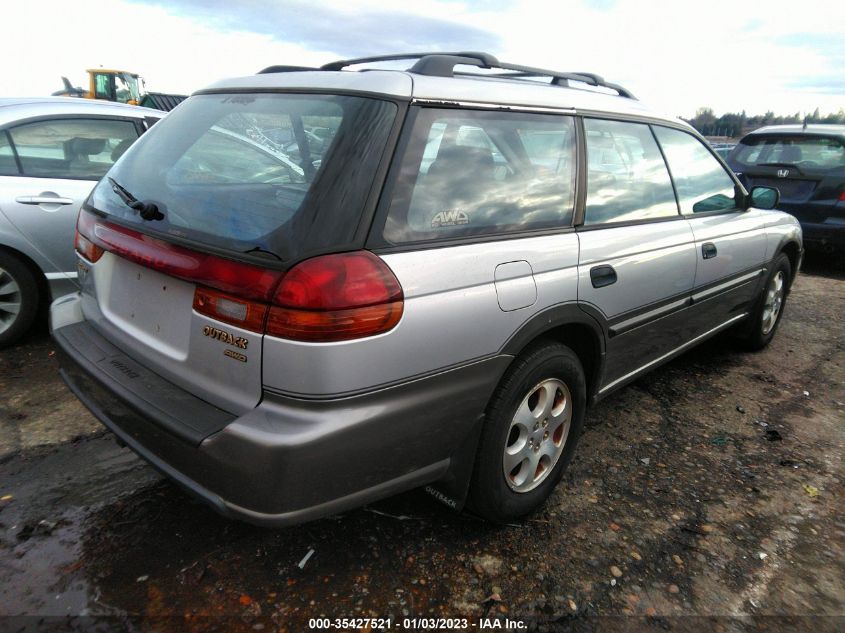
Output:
[
  {"left": 583, "top": 118, "right": 678, "bottom": 224},
  {"left": 383, "top": 108, "right": 576, "bottom": 243},
  {"left": 8, "top": 118, "right": 139, "bottom": 180},
  {"left": 653, "top": 126, "right": 739, "bottom": 214}
]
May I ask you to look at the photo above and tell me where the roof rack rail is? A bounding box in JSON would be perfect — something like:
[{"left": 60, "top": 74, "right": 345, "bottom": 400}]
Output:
[
  {"left": 319, "top": 51, "right": 498, "bottom": 72},
  {"left": 452, "top": 69, "right": 633, "bottom": 97},
  {"left": 264, "top": 52, "right": 635, "bottom": 99},
  {"left": 435, "top": 54, "right": 635, "bottom": 98},
  {"left": 258, "top": 65, "right": 318, "bottom": 74}
]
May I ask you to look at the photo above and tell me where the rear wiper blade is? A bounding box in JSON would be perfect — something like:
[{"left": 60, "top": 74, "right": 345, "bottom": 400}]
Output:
[
  {"left": 242, "top": 245, "right": 282, "bottom": 261},
  {"left": 108, "top": 177, "right": 164, "bottom": 221}
]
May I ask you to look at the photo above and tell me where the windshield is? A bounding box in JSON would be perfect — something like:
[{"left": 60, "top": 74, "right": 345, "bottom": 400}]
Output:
[
  {"left": 732, "top": 135, "right": 845, "bottom": 170},
  {"left": 89, "top": 93, "right": 397, "bottom": 262},
  {"left": 116, "top": 73, "right": 141, "bottom": 103}
]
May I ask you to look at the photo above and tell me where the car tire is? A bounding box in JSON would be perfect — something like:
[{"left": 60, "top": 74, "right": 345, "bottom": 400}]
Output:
[
  {"left": 739, "top": 253, "right": 792, "bottom": 351},
  {"left": 0, "top": 251, "right": 40, "bottom": 349},
  {"left": 469, "top": 341, "right": 586, "bottom": 523}
]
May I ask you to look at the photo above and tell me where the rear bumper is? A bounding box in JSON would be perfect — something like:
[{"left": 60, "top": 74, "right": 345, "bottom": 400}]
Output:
[
  {"left": 51, "top": 293, "right": 510, "bottom": 526},
  {"left": 799, "top": 221, "right": 845, "bottom": 252}
]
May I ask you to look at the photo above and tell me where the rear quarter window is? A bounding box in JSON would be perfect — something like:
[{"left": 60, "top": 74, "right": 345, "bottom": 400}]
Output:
[
  {"left": 383, "top": 108, "right": 577, "bottom": 244},
  {"left": 583, "top": 118, "right": 678, "bottom": 224}
]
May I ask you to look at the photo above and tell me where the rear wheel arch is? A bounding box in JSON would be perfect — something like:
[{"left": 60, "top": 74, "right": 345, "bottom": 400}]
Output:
[
  {"left": 0, "top": 246, "right": 44, "bottom": 346},
  {"left": 500, "top": 305, "right": 605, "bottom": 402},
  {"left": 778, "top": 240, "right": 801, "bottom": 288},
  {"left": 0, "top": 244, "right": 49, "bottom": 305}
]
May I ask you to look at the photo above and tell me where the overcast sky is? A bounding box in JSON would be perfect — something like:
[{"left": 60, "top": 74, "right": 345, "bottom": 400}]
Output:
[{"left": 2, "top": 0, "right": 843, "bottom": 118}]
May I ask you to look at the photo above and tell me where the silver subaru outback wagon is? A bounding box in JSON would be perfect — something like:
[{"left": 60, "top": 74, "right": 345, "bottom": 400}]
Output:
[{"left": 50, "top": 52, "right": 802, "bottom": 525}]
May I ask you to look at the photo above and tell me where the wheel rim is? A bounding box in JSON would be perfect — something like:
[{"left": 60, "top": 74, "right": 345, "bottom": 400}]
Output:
[
  {"left": 0, "top": 266, "right": 22, "bottom": 335},
  {"left": 761, "top": 270, "right": 785, "bottom": 335},
  {"left": 503, "top": 378, "right": 572, "bottom": 493}
]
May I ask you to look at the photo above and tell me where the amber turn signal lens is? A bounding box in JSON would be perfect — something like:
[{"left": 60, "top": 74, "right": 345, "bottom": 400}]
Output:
[{"left": 266, "top": 301, "right": 403, "bottom": 342}]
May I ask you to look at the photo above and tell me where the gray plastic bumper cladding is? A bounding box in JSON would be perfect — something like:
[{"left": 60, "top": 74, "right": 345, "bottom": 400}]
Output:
[{"left": 52, "top": 317, "right": 510, "bottom": 526}]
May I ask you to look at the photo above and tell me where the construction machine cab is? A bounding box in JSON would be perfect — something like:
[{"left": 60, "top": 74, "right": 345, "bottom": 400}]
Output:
[{"left": 89, "top": 70, "right": 143, "bottom": 105}]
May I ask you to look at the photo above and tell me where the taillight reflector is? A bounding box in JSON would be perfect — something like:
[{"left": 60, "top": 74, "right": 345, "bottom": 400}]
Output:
[
  {"left": 193, "top": 287, "right": 268, "bottom": 331},
  {"left": 74, "top": 230, "right": 104, "bottom": 263},
  {"left": 839, "top": 189, "right": 845, "bottom": 202}
]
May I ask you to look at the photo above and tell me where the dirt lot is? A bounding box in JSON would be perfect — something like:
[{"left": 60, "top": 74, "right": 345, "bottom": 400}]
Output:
[{"left": 0, "top": 255, "right": 843, "bottom": 633}]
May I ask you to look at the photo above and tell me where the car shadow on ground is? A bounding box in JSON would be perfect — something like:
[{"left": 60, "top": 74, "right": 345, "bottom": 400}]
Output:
[{"left": 800, "top": 250, "right": 845, "bottom": 280}]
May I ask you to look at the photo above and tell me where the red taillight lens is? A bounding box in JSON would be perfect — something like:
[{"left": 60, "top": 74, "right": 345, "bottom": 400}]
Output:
[
  {"left": 267, "top": 251, "right": 403, "bottom": 341},
  {"left": 274, "top": 251, "right": 403, "bottom": 309},
  {"left": 838, "top": 189, "right": 845, "bottom": 202},
  {"left": 75, "top": 209, "right": 403, "bottom": 341},
  {"left": 91, "top": 222, "right": 281, "bottom": 301},
  {"left": 75, "top": 209, "right": 281, "bottom": 301}
]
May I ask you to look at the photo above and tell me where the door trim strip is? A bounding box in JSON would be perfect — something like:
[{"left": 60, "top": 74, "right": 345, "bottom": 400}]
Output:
[{"left": 599, "top": 312, "right": 748, "bottom": 395}]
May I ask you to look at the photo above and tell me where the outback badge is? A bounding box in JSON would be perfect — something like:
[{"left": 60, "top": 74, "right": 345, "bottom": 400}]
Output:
[{"left": 202, "top": 325, "right": 249, "bottom": 350}]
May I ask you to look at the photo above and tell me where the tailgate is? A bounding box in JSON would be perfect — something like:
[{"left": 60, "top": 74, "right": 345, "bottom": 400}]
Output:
[{"left": 80, "top": 251, "right": 264, "bottom": 414}]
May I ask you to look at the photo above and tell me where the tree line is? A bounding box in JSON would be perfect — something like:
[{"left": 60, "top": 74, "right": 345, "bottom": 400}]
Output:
[{"left": 684, "top": 107, "right": 845, "bottom": 138}]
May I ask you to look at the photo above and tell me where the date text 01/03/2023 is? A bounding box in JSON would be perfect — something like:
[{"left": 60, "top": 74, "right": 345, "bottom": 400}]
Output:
[{"left": 307, "top": 617, "right": 528, "bottom": 629}]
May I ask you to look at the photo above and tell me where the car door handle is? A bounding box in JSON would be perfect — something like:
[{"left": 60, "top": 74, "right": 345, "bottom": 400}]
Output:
[
  {"left": 702, "top": 243, "right": 718, "bottom": 259},
  {"left": 15, "top": 195, "right": 74, "bottom": 206},
  {"left": 590, "top": 264, "right": 617, "bottom": 288}
]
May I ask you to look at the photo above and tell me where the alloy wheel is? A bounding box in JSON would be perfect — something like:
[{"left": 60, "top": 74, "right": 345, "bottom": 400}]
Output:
[
  {"left": 502, "top": 378, "right": 572, "bottom": 493},
  {"left": 761, "top": 270, "right": 785, "bottom": 335},
  {"left": 0, "top": 267, "right": 22, "bottom": 335}
]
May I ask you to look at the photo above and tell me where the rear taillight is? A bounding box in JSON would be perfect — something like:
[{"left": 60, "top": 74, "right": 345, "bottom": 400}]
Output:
[
  {"left": 75, "top": 211, "right": 104, "bottom": 262},
  {"left": 838, "top": 189, "right": 845, "bottom": 202},
  {"left": 266, "top": 251, "right": 404, "bottom": 341},
  {"left": 75, "top": 209, "right": 403, "bottom": 342}
]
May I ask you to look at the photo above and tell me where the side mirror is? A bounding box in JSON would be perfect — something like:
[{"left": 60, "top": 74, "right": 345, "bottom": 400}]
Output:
[{"left": 749, "top": 186, "right": 779, "bottom": 210}]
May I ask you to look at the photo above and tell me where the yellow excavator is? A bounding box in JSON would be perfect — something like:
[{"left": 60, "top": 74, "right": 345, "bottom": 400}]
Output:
[{"left": 53, "top": 69, "right": 185, "bottom": 111}]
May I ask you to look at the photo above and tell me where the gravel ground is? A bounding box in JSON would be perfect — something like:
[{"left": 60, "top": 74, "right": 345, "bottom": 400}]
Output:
[{"left": 0, "top": 254, "right": 843, "bottom": 633}]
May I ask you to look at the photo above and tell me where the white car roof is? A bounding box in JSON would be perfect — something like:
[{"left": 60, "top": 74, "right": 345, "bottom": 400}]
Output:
[{"left": 0, "top": 97, "right": 164, "bottom": 128}]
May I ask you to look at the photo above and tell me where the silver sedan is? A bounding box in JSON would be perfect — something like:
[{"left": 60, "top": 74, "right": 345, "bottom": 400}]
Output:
[{"left": 0, "top": 98, "right": 163, "bottom": 346}]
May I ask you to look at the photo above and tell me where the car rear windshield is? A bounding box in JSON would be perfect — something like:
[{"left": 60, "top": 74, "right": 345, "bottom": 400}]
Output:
[
  {"left": 88, "top": 93, "right": 398, "bottom": 263},
  {"left": 732, "top": 135, "right": 845, "bottom": 170}
]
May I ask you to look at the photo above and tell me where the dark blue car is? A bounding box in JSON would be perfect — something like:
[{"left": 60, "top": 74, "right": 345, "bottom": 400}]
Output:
[{"left": 728, "top": 124, "right": 845, "bottom": 253}]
